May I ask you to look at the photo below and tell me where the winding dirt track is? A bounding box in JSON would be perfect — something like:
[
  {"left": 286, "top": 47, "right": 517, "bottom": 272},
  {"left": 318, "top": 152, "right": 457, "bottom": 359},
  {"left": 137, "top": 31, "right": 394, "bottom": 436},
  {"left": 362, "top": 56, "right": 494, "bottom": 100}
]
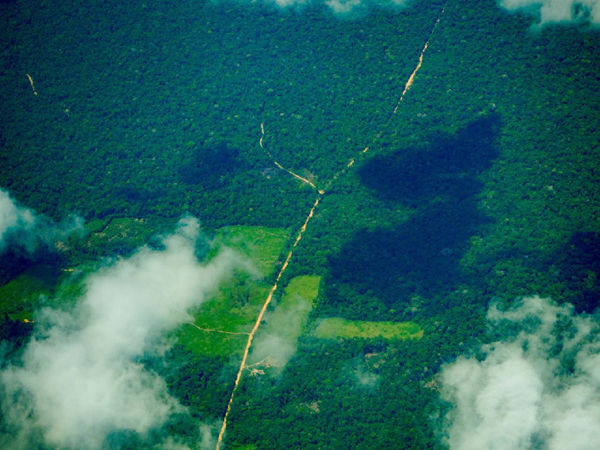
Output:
[
  {"left": 259, "top": 123, "right": 317, "bottom": 189},
  {"left": 215, "top": 6, "right": 446, "bottom": 448},
  {"left": 186, "top": 322, "right": 250, "bottom": 336}
]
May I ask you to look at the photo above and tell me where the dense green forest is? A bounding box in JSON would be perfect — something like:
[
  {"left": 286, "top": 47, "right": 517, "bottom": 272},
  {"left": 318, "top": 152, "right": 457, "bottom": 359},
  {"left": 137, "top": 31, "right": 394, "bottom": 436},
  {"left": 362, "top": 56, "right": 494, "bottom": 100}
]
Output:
[{"left": 0, "top": 0, "right": 599, "bottom": 448}]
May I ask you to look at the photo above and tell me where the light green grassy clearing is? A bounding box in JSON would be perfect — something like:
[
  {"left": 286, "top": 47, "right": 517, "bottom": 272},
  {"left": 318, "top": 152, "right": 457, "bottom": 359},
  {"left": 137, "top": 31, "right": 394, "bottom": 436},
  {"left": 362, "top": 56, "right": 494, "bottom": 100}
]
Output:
[
  {"left": 176, "top": 283, "right": 270, "bottom": 357},
  {"left": 260, "top": 276, "right": 320, "bottom": 338},
  {"left": 248, "top": 276, "right": 320, "bottom": 365},
  {"left": 280, "top": 275, "right": 320, "bottom": 307},
  {"left": 313, "top": 318, "right": 423, "bottom": 340},
  {"left": 68, "top": 217, "right": 162, "bottom": 266},
  {"left": 177, "top": 226, "right": 290, "bottom": 356},
  {"left": 211, "top": 225, "right": 289, "bottom": 278}
]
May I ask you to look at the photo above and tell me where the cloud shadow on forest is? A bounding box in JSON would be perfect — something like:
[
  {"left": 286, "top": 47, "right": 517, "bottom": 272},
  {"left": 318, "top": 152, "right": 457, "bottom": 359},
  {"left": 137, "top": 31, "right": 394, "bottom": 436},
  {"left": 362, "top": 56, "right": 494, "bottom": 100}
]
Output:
[
  {"left": 551, "top": 231, "right": 600, "bottom": 314},
  {"left": 323, "top": 114, "right": 501, "bottom": 320},
  {"left": 460, "top": 230, "right": 600, "bottom": 315},
  {"left": 179, "top": 143, "right": 241, "bottom": 189}
]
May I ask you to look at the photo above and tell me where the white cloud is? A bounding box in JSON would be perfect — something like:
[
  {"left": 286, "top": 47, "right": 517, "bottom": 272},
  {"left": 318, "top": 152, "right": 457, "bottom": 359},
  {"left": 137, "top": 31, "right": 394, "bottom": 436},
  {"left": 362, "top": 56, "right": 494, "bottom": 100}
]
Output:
[
  {"left": 0, "top": 188, "right": 83, "bottom": 255},
  {"left": 353, "top": 366, "right": 380, "bottom": 388},
  {"left": 325, "top": 0, "right": 366, "bottom": 15},
  {"left": 0, "top": 217, "right": 245, "bottom": 449},
  {"left": 499, "top": 0, "right": 600, "bottom": 25},
  {"left": 238, "top": 0, "right": 410, "bottom": 17},
  {"left": 440, "top": 296, "right": 600, "bottom": 450}
]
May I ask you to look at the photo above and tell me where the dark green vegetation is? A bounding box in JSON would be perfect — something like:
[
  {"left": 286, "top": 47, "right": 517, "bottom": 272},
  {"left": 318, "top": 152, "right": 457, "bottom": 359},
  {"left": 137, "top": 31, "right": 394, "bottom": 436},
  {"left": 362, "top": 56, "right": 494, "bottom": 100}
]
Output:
[{"left": 1, "top": 0, "right": 599, "bottom": 448}]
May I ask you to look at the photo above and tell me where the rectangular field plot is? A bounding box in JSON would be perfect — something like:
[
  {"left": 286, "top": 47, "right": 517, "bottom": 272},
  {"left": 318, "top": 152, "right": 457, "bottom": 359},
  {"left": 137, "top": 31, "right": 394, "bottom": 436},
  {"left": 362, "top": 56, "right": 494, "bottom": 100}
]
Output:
[{"left": 313, "top": 318, "right": 423, "bottom": 340}]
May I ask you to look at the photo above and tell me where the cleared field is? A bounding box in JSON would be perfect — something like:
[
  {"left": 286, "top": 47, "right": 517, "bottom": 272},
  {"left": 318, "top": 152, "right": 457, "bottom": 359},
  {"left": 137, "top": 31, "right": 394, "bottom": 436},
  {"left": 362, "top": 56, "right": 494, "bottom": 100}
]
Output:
[
  {"left": 247, "top": 276, "right": 320, "bottom": 367},
  {"left": 83, "top": 217, "right": 159, "bottom": 252},
  {"left": 176, "top": 282, "right": 269, "bottom": 357},
  {"left": 281, "top": 275, "right": 320, "bottom": 307},
  {"left": 313, "top": 318, "right": 423, "bottom": 340},
  {"left": 1, "top": 224, "right": 299, "bottom": 356},
  {"left": 211, "top": 226, "right": 289, "bottom": 278},
  {"left": 177, "top": 226, "right": 290, "bottom": 356}
]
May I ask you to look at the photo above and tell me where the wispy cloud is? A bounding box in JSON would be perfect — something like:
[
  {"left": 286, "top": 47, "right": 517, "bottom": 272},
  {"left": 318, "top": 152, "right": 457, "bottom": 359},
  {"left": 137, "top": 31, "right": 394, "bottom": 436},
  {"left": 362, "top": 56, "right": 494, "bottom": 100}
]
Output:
[
  {"left": 499, "top": 0, "right": 600, "bottom": 26},
  {"left": 0, "top": 188, "right": 83, "bottom": 255},
  {"left": 249, "top": 290, "right": 313, "bottom": 371},
  {"left": 0, "top": 217, "right": 245, "bottom": 449},
  {"left": 440, "top": 296, "right": 600, "bottom": 450},
  {"left": 234, "top": 0, "right": 410, "bottom": 17}
]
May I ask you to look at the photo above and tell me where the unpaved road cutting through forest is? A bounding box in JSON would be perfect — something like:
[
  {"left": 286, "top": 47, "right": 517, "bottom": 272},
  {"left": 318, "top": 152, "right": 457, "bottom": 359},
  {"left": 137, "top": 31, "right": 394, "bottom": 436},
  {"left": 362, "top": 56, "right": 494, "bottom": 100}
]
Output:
[
  {"left": 216, "top": 197, "right": 319, "bottom": 449},
  {"left": 215, "top": 5, "right": 446, "bottom": 448},
  {"left": 392, "top": 7, "right": 444, "bottom": 114}
]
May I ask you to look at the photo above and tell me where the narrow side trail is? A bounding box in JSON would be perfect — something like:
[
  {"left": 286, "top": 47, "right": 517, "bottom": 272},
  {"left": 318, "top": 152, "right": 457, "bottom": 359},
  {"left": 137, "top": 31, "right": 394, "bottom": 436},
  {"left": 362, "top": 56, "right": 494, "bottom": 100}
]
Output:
[
  {"left": 259, "top": 123, "right": 318, "bottom": 190},
  {"left": 186, "top": 322, "right": 250, "bottom": 336},
  {"left": 215, "top": 5, "right": 446, "bottom": 448}
]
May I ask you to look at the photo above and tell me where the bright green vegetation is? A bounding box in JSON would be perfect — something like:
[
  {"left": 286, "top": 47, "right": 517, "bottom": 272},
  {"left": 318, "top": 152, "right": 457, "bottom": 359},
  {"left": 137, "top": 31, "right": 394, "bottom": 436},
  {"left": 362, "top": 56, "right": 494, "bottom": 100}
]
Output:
[
  {"left": 248, "top": 276, "right": 320, "bottom": 366},
  {"left": 177, "top": 226, "right": 289, "bottom": 356},
  {"left": 264, "top": 275, "right": 320, "bottom": 333},
  {"left": 66, "top": 216, "right": 171, "bottom": 265},
  {"left": 211, "top": 226, "right": 289, "bottom": 277},
  {"left": 313, "top": 318, "right": 423, "bottom": 340},
  {"left": 81, "top": 217, "right": 155, "bottom": 257},
  {"left": 176, "top": 283, "right": 267, "bottom": 357},
  {"left": 285, "top": 275, "right": 320, "bottom": 302}
]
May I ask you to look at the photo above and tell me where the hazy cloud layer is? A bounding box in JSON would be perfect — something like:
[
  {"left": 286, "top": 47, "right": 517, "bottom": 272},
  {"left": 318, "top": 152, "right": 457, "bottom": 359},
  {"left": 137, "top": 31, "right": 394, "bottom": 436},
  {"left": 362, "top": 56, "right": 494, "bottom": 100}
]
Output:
[
  {"left": 0, "top": 217, "right": 244, "bottom": 449},
  {"left": 0, "top": 188, "right": 83, "bottom": 255},
  {"left": 249, "top": 291, "right": 312, "bottom": 371},
  {"left": 236, "top": 0, "right": 410, "bottom": 17},
  {"left": 159, "top": 421, "right": 219, "bottom": 450},
  {"left": 440, "top": 296, "right": 600, "bottom": 450},
  {"left": 198, "top": 422, "right": 219, "bottom": 450},
  {"left": 353, "top": 365, "right": 380, "bottom": 388},
  {"left": 499, "top": 0, "right": 600, "bottom": 25}
]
